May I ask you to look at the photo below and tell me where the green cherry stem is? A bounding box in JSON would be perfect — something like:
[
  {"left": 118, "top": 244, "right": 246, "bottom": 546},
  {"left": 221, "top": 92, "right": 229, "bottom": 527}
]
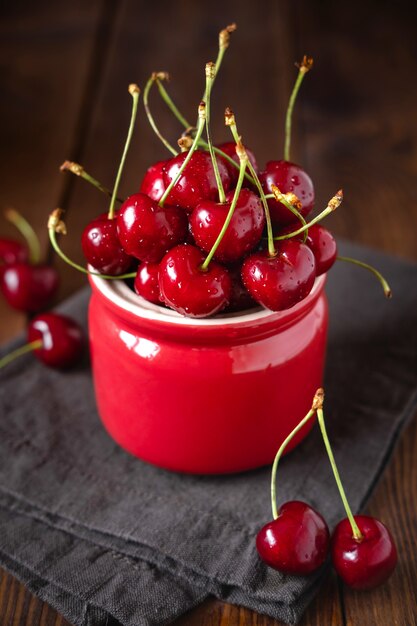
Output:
[
  {"left": 108, "top": 84, "right": 140, "bottom": 220},
  {"left": 201, "top": 145, "right": 247, "bottom": 271},
  {"left": 225, "top": 108, "right": 275, "bottom": 257},
  {"left": 316, "top": 406, "right": 363, "bottom": 541},
  {"left": 284, "top": 55, "right": 313, "bottom": 162},
  {"left": 274, "top": 190, "right": 343, "bottom": 240},
  {"left": 60, "top": 161, "right": 124, "bottom": 203},
  {"left": 0, "top": 340, "right": 43, "bottom": 370},
  {"left": 159, "top": 101, "right": 207, "bottom": 208},
  {"left": 337, "top": 256, "right": 392, "bottom": 298},
  {"left": 153, "top": 77, "right": 256, "bottom": 186},
  {"left": 156, "top": 78, "right": 191, "bottom": 128},
  {"left": 270, "top": 185, "right": 308, "bottom": 241},
  {"left": 199, "top": 23, "right": 236, "bottom": 121},
  {"left": 144, "top": 73, "right": 178, "bottom": 156},
  {"left": 205, "top": 63, "right": 226, "bottom": 203},
  {"left": 271, "top": 389, "right": 324, "bottom": 519},
  {"left": 4, "top": 208, "right": 41, "bottom": 264},
  {"left": 48, "top": 210, "right": 136, "bottom": 280}
]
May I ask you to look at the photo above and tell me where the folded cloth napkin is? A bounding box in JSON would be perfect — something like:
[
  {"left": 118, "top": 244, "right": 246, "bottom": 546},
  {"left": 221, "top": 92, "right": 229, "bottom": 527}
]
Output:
[{"left": 1, "top": 240, "right": 417, "bottom": 626}]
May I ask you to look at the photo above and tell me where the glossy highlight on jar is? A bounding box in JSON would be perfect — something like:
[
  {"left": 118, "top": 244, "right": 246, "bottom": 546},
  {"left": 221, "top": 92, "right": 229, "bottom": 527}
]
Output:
[{"left": 88, "top": 273, "right": 328, "bottom": 474}]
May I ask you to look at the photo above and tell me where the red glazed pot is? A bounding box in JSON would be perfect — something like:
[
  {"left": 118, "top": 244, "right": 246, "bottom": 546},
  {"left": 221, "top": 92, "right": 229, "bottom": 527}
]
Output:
[{"left": 88, "top": 274, "right": 328, "bottom": 474}]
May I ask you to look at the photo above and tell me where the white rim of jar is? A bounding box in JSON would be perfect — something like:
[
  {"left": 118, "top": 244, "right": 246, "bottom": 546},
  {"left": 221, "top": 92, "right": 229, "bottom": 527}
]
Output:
[{"left": 89, "top": 271, "right": 326, "bottom": 328}]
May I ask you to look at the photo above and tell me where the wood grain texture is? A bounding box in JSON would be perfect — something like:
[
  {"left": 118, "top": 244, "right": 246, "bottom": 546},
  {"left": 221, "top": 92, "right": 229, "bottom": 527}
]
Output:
[
  {"left": 1, "top": 0, "right": 417, "bottom": 624},
  {"left": 0, "top": 0, "right": 108, "bottom": 344}
]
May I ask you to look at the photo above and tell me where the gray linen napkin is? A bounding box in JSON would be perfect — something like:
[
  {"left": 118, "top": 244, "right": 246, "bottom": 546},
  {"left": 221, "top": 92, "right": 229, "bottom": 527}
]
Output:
[{"left": 0, "top": 241, "right": 417, "bottom": 626}]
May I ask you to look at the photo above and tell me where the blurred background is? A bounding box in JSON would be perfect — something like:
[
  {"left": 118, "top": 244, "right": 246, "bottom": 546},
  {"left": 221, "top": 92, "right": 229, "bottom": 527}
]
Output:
[{"left": 1, "top": 0, "right": 417, "bottom": 341}]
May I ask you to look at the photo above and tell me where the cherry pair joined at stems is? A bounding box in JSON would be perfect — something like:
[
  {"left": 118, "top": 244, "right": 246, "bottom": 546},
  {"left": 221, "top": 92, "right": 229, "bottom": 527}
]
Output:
[{"left": 256, "top": 389, "right": 397, "bottom": 589}]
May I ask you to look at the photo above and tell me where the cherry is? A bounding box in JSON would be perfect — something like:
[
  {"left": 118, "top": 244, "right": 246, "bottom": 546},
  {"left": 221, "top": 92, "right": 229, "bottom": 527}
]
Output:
[
  {"left": 225, "top": 264, "right": 257, "bottom": 312},
  {"left": 331, "top": 516, "right": 397, "bottom": 590},
  {"left": 216, "top": 141, "right": 258, "bottom": 184},
  {"left": 139, "top": 159, "right": 168, "bottom": 202},
  {"left": 162, "top": 149, "right": 231, "bottom": 212},
  {"left": 27, "top": 312, "right": 84, "bottom": 368},
  {"left": 0, "top": 239, "right": 28, "bottom": 266},
  {"left": 159, "top": 244, "right": 231, "bottom": 317},
  {"left": 81, "top": 214, "right": 133, "bottom": 275},
  {"left": 259, "top": 160, "right": 315, "bottom": 227},
  {"left": 134, "top": 262, "right": 161, "bottom": 304},
  {"left": 117, "top": 193, "right": 188, "bottom": 263},
  {"left": 0, "top": 263, "right": 59, "bottom": 313},
  {"left": 241, "top": 240, "right": 316, "bottom": 311},
  {"left": 256, "top": 501, "right": 330, "bottom": 575},
  {"left": 278, "top": 224, "right": 337, "bottom": 276},
  {"left": 190, "top": 189, "right": 265, "bottom": 263}
]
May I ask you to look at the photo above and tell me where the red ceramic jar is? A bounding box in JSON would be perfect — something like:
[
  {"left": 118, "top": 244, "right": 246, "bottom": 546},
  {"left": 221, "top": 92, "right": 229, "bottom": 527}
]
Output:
[{"left": 88, "top": 274, "right": 328, "bottom": 474}]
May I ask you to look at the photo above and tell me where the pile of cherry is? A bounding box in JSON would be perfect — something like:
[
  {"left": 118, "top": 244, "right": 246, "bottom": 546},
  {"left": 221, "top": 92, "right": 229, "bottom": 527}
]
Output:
[{"left": 49, "top": 47, "right": 357, "bottom": 319}]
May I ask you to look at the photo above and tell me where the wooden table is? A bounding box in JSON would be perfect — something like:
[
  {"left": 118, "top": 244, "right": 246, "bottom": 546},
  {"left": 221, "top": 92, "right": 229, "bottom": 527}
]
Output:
[{"left": 1, "top": 1, "right": 416, "bottom": 623}]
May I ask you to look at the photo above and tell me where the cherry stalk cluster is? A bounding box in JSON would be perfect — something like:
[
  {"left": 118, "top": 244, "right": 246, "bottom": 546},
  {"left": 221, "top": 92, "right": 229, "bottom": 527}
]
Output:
[{"left": 51, "top": 25, "right": 391, "bottom": 318}]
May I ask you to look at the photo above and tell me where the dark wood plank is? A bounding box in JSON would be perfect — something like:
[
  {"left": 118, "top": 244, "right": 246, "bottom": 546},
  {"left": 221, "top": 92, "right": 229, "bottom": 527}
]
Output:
[
  {"left": 0, "top": 0, "right": 110, "bottom": 342},
  {"left": 0, "top": 0, "right": 112, "bottom": 620},
  {"left": 296, "top": 1, "right": 417, "bottom": 625}
]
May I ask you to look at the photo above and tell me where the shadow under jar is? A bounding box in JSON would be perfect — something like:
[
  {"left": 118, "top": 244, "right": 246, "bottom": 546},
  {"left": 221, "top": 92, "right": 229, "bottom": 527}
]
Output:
[{"left": 88, "top": 273, "right": 328, "bottom": 474}]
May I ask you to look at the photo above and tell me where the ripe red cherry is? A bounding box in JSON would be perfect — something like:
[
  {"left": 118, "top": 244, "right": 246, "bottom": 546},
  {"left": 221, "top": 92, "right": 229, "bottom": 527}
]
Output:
[
  {"left": 117, "top": 193, "right": 188, "bottom": 262},
  {"left": 28, "top": 312, "right": 84, "bottom": 368},
  {"left": 331, "top": 516, "right": 397, "bottom": 590},
  {"left": 242, "top": 240, "right": 316, "bottom": 311},
  {"left": 259, "top": 160, "right": 315, "bottom": 227},
  {"left": 0, "top": 263, "right": 59, "bottom": 312},
  {"left": 139, "top": 159, "right": 168, "bottom": 202},
  {"left": 0, "top": 238, "right": 28, "bottom": 265},
  {"left": 81, "top": 214, "right": 133, "bottom": 275},
  {"left": 216, "top": 141, "right": 258, "bottom": 184},
  {"left": 163, "top": 150, "right": 231, "bottom": 212},
  {"left": 256, "top": 501, "right": 330, "bottom": 575},
  {"left": 190, "top": 189, "right": 265, "bottom": 263},
  {"left": 159, "top": 244, "right": 231, "bottom": 317},
  {"left": 278, "top": 224, "right": 337, "bottom": 276},
  {"left": 134, "top": 262, "right": 161, "bottom": 304}
]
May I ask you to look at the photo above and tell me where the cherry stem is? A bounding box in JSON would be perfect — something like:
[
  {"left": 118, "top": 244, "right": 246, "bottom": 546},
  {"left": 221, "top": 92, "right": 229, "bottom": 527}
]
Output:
[
  {"left": 0, "top": 340, "right": 43, "bottom": 370},
  {"left": 199, "top": 24, "right": 236, "bottom": 123},
  {"left": 273, "top": 190, "right": 343, "bottom": 240},
  {"left": 337, "top": 256, "right": 392, "bottom": 298},
  {"left": 284, "top": 56, "right": 313, "bottom": 162},
  {"left": 154, "top": 78, "right": 256, "bottom": 186},
  {"left": 205, "top": 64, "right": 226, "bottom": 203},
  {"left": 270, "top": 186, "right": 308, "bottom": 242},
  {"left": 156, "top": 78, "right": 191, "bottom": 128},
  {"left": 108, "top": 84, "right": 140, "bottom": 220},
  {"left": 225, "top": 110, "right": 276, "bottom": 257},
  {"left": 47, "top": 211, "right": 135, "bottom": 281},
  {"left": 201, "top": 150, "right": 247, "bottom": 271},
  {"left": 4, "top": 208, "right": 41, "bottom": 265},
  {"left": 60, "top": 161, "right": 124, "bottom": 203},
  {"left": 316, "top": 407, "right": 363, "bottom": 541},
  {"left": 271, "top": 388, "right": 324, "bottom": 520},
  {"left": 159, "top": 102, "right": 206, "bottom": 208},
  {"left": 144, "top": 74, "right": 178, "bottom": 156}
]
